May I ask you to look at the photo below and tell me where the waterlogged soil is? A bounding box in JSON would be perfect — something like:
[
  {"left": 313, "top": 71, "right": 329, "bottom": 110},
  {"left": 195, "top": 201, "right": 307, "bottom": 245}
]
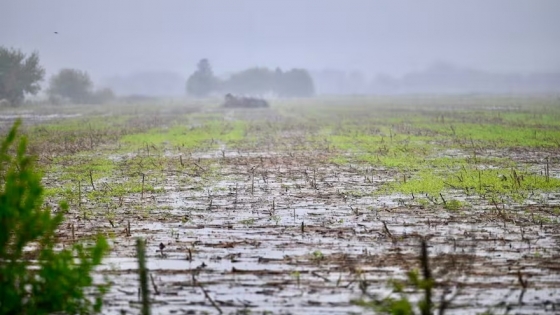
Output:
[
  {"left": 27, "top": 102, "right": 560, "bottom": 315},
  {"left": 53, "top": 153, "right": 559, "bottom": 314},
  {"left": 0, "top": 112, "right": 82, "bottom": 130}
]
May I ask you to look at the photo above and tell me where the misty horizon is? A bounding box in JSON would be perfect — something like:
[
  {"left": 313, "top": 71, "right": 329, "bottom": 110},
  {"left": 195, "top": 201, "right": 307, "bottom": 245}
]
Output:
[
  {"left": 3, "top": 0, "right": 560, "bottom": 97},
  {"left": 3, "top": 0, "right": 560, "bottom": 80}
]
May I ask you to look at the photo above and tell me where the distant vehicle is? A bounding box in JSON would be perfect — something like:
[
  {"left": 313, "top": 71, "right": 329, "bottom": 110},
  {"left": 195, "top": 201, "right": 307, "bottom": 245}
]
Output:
[{"left": 222, "top": 93, "right": 269, "bottom": 108}]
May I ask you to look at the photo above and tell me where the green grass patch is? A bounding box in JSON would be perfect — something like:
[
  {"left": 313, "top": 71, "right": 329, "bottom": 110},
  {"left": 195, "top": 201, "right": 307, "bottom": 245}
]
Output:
[{"left": 119, "top": 119, "right": 246, "bottom": 150}]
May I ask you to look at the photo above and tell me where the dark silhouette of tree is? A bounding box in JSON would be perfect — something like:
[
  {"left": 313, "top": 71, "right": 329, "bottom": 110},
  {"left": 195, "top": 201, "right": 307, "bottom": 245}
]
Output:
[
  {"left": 185, "top": 60, "right": 315, "bottom": 98},
  {"left": 277, "top": 68, "right": 315, "bottom": 97},
  {"left": 221, "top": 66, "right": 315, "bottom": 98},
  {"left": 186, "top": 59, "right": 218, "bottom": 97},
  {"left": 48, "top": 69, "right": 93, "bottom": 104},
  {"left": 223, "top": 67, "right": 275, "bottom": 95},
  {"left": 0, "top": 47, "right": 45, "bottom": 106}
]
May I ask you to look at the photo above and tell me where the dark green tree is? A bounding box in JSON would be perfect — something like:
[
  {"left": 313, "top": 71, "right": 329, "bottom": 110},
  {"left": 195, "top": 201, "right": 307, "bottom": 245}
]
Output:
[
  {"left": 186, "top": 59, "right": 218, "bottom": 97},
  {"left": 0, "top": 47, "right": 45, "bottom": 106},
  {"left": 48, "top": 69, "right": 93, "bottom": 104},
  {"left": 0, "top": 119, "right": 110, "bottom": 314}
]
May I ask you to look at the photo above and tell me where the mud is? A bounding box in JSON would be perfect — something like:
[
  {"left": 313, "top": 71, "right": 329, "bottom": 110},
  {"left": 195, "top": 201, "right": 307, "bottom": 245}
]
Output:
[
  {"left": 52, "top": 144, "right": 560, "bottom": 315},
  {"left": 12, "top": 102, "right": 557, "bottom": 315}
]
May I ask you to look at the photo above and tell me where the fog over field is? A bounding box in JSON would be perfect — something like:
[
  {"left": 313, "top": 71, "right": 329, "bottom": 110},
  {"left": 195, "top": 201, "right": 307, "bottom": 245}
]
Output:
[
  {"left": 3, "top": 2, "right": 560, "bottom": 314},
  {"left": 2, "top": 0, "right": 560, "bottom": 95}
]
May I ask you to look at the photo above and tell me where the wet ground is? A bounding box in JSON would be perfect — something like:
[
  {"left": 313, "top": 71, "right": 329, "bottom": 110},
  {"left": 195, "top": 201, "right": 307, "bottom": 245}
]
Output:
[
  {"left": 15, "top": 100, "right": 560, "bottom": 315},
  {"left": 57, "top": 148, "right": 560, "bottom": 315}
]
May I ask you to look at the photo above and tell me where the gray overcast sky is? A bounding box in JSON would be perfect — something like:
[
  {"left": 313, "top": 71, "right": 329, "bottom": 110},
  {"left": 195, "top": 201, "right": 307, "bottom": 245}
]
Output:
[{"left": 1, "top": 0, "right": 559, "bottom": 81}]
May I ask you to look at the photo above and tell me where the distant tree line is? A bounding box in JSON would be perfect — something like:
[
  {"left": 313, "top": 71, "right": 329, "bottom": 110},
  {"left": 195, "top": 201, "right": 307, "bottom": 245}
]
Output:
[
  {"left": 311, "top": 62, "right": 560, "bottom": 95},
  {"left": 0, "top": 46, "right": 114, "bottom": 106},
  {"left": 186, "top": 59, "right": 315, "bottom": 98},
  {"left": 368, "top": 62, "right": 560, "bottom": 94}
]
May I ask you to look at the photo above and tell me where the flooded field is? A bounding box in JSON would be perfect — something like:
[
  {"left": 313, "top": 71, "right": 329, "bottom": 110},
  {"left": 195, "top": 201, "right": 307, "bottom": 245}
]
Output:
[{"left": 10, "top": 96, "right": 560, "bottom": 314}]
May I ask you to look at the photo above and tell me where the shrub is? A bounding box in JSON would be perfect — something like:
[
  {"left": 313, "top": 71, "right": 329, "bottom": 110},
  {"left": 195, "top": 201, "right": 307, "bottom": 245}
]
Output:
[{"left": 0, "top": 119, "right": 109, "bottom": 314}]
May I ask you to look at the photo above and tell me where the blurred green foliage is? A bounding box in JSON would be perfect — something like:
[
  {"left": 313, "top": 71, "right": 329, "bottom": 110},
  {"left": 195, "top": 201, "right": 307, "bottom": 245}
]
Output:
[{"left": 0, "top": 119, "right": 109, "bottom": 314}]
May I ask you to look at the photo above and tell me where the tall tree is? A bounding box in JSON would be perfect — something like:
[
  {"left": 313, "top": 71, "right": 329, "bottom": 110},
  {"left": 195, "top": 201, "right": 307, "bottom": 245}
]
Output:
[
  {"left": 48, "top": 69, "right": 93, "bottom": 104},
  {"left": 0, "top": 47, "right": 45, "bottom": 106},
  {"left": 186, "top": 59, "right": 218, "bottom": 97}
]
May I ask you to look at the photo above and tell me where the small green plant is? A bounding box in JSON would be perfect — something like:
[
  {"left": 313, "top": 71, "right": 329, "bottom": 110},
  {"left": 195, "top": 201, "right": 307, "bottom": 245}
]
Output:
[
  {"left": 417, "top": 198, "right": 430, "bottom": 208},
  {"left": 312, "top": 250, "right": 325, "bottom": 260},
  {"left": 239, "top": 218, "right": 256, "bottom": 226},
  {"left": 444, "top": 199, "right": 463, "bottom": 211},
  {"left": 291, "top": 270, "right": 301, "bottom": 288},
  {"left": 0, "top": 120, "right": 109, "bottom": 314}
]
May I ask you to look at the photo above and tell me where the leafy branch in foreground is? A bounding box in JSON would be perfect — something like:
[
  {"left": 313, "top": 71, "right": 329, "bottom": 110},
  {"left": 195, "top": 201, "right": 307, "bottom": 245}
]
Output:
[
  {"left": 0, "top": 119, "right": 109, "bottom": 314},
  {"left": 352, "top": 240, "right": 436, "bottom": 315}
]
